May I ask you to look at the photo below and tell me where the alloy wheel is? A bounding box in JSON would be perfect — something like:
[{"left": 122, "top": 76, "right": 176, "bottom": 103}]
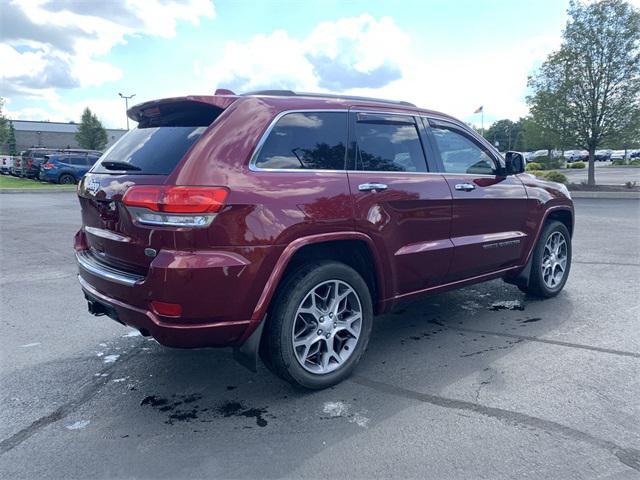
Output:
[
  {"left": 542, "top": 231, "right": 568, "bottom": 288},
  {"left": 291, "top": 280, "right": 362, "bottom": 374}
]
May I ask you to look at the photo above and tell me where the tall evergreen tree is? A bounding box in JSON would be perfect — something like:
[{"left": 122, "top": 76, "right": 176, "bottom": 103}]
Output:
[
  {"left": 75, "top": 107, "right": 108, "bottom": 150},
  {"left": 0, "top": 97, "right": 9, "bottom": 152},
  {"left": 7, "top": 121, "right": 17, "bottom": 155}
]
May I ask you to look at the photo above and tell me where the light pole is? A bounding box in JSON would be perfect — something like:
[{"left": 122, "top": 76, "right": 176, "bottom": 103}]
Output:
[{"left": 118, "top": 92, "right": 136, "bottom": 130}]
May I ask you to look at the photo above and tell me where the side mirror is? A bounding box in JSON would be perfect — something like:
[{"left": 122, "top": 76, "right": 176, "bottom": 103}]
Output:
[{"left": 505, "top": 151, "right": 525, "bottom": 175}]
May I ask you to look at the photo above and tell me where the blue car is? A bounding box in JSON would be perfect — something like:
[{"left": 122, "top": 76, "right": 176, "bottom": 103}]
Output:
[{"left": 39, "top": 153, "right": 100, "bottom": 184}]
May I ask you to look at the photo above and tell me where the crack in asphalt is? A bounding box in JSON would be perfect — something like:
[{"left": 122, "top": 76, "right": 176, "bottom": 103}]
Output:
[
  {"left": 0, "top": 346, "right": 142, "bottom": 456},
  {"left": 429, "top": 320, "right": 640, "bottom": 359},
  {"left": 573, "top": 260, "right": 640, "bottom": 267},
  {"left": 352, "top": 375, "right": 640, "bottom": 472},
  {"left": 474, "top": 369, "right": 496, "bottom": 404}
]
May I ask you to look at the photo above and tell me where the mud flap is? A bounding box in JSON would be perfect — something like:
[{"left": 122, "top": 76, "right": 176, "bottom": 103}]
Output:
[
  {"left": 232, "top": 318, "right": 266, "bottom": 373},
  {"left": 504, "top": 255, "right": 533, "bottom": 289}
]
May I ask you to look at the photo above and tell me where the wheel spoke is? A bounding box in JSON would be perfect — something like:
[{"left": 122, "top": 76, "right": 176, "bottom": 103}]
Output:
[{"left": 292, "top": 279, "right": 362, "bottom": 374}]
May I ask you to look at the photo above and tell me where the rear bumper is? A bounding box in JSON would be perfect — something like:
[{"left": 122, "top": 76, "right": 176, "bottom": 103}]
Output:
[{"left": 78, "top": 275, "right": 251, "bottom": 348}]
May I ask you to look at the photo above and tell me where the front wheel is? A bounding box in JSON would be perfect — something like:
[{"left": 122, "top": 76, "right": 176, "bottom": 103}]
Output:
[
  {"left": 262, "top": 261, "right": 373, "bottom": 389},
  {"left": 521, "top": 220, "right": 572, "bottom": 298}
]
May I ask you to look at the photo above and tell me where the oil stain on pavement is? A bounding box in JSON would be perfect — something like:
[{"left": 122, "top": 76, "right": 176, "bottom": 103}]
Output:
[{"left": 140, "top": 394, "right": 270, "bottom": 427}]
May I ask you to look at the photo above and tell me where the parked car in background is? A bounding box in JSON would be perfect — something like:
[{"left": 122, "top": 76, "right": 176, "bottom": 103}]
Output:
[
  {"left": 563, "top": 150, "right": 588, "bottom": 162},
  {"left": 39, "top": 153, "right": 100, "bottom": 184},
  {"left": 24, "top": 148, "right": 102, "bottom": 179},
  {"left": 10, "top": 153, "right": 25, "bottom": 176},
  {"left": 610, "top": 150, "right": 627, "bottom": 161},
  {"left": 0, "top": 155, "right": 14, "bottom": 175},
  {"left": 74, "top": 90, "right": 574, "bottom": 389},
  {"left": 595, "top": 149, "right": 612, "bottom": 161}
]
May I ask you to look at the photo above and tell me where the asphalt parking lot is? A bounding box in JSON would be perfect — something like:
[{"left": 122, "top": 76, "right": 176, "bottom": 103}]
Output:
[
  {"left": 1, "top": 193, "right": 639, "bottom": 479},
  {"left": 562, "top": 165, "right": 640, "bottom": 185}
]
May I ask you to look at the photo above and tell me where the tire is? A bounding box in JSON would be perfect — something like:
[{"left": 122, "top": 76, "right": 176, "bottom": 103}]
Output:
[
  {"left": 262, "top": 260, "right": 373, "bottom": 389},
  {"left": 522, "top": 220, "right": 571, "bottom": 298},
  {"left": 58, "top": 173, "right": 76, "bottom": 185}
]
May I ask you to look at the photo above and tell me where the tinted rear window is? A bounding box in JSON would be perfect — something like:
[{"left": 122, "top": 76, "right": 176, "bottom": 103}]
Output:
[
  {"left": 254, "top": 112, "right": 347, "bottom": 170},
  {"left": 92, "top": 126, "right": 207, "bottom": 175}
]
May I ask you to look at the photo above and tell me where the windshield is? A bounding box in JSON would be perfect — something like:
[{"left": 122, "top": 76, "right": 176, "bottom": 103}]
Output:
[{"left": 92, "top": 126, "right": 207, "bottom": 175}]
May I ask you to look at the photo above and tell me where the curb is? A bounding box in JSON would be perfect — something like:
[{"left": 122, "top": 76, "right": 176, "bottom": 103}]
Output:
[
  {"left": 0, "top": 188, "right": 76, "bottom": 194},
  {"left": 569, "top": 190, "right": 640, "bottom": 199}
]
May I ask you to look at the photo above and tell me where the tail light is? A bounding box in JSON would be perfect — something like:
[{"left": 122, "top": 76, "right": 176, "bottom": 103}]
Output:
[
  {"left": 122, "top": 186, "right": 228, "bottom": 228},
  {"left": 42, "top": 163, "right": 55, "bottom": 170},
  {"left": 27, "top": 159, "right": 33, "bottom": 168}
]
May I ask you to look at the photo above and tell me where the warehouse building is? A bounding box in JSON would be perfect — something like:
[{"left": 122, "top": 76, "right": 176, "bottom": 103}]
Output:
[{"left": 8, "top": 120, "right": 127, "bottom": 153}]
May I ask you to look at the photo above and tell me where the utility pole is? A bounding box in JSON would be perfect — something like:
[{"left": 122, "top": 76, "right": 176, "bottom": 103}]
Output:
[{"left": 118, "top": 93, "right": 136, "bottom": 130}]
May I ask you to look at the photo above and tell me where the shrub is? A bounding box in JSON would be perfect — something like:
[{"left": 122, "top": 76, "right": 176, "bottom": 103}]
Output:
[
  {"left": 535, "top": 155, "right": 562, "bottom": 170},
  {"left": 544, "top": 171, "right": 568, "bottom": 183},
  {"left": 570, "top": 161, "right": 585, "bottom": 169},
  {"left": 630, "top": 159, "right": 640, "bottom": 166},
  {"left": 611, "top": 159, "right": 626, "bottom": 166},
  {"left": 526, "top": 162, "right": 542, "bottom": 171}
]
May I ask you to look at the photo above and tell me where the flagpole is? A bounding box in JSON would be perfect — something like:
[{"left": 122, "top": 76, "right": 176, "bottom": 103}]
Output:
[{"left": 481, "top": 109, "right": 484, "bottom": 137}]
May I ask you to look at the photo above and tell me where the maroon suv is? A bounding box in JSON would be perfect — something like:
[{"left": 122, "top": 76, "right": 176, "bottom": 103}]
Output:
[{"left": 75, "top": 90, "right": 573, "bottom": 389}]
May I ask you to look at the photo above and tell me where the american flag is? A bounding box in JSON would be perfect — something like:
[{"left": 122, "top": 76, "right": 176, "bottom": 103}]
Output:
[{"left": 474, "top": 106, "right": 483, "bottom": 113}]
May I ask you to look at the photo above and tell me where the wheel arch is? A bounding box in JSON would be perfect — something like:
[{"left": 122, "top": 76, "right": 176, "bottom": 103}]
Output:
[{"left": 240, "top": 232, "right": 386, "bottom": 343}]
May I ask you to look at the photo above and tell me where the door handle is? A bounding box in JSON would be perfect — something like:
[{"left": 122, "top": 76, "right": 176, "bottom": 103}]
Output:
[
  {"left": 454, "top": 183, "right": 476, "bottom": 192},
  {"left": 358, "top": 183, "right": 388, "bottom": 192}
]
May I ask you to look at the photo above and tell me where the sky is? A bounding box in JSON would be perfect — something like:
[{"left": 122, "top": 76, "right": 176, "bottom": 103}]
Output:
[{"left": 0, "top": 0, "right": 606, "bottom": 130}]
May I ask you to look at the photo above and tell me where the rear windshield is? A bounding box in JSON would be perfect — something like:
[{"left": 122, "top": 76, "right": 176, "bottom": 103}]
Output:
[{"left": 91, "top": 126, "right": 207, "bottom": 175}]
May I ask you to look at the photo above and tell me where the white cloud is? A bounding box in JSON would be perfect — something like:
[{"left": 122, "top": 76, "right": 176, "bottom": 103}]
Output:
[
  {"left": 1, "top": 0, "right": 215, "bottom": 97},
  {"left": 199, "top": 14, "right": 560, "bottom": 122},
  {"left": 5, "top": 96, "right": 128, "bottom": 130}
]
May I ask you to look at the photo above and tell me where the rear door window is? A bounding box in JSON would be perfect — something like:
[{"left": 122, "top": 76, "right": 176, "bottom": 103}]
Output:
[
  {"left": 351, "top": 113, "right": 428, "bottom": 172},
  {"left": 92, "top": 126, "right": 207, "bottom": 175},
  {"left": 254, "top": 112, "right": 347, "bottom": 170}
]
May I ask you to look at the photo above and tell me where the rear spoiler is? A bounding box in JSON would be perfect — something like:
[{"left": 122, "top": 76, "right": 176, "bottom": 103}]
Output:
[{"left": 128, "top": 96, "right": 239, "bottom": 128}]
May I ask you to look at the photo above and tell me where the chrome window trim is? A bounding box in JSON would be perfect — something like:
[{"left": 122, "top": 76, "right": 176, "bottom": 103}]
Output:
[
  {"left": 248, "top": 109, "right": 348, "bottom": 172},
  {"left": 76, "top": 250, "right": 144, "bottom": 287},
  {"left": 247, "top": 108, "right": 505, "bottom": 178}
]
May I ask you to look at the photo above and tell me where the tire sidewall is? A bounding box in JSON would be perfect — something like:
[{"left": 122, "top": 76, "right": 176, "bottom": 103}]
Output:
[
  {"left": 273, "top": 262, "right": 373, "bottom": 389},
  {"left": 533, "top": 221, "right": 572, "bottom": 296},
  {"left": 59, "top": 174, "right": 75, "bottom": 185}
]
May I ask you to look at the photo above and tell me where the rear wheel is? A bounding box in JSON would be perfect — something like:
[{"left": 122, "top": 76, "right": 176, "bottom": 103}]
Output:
[
  {"left": 262, "top": 261, "right": 373, "bottom": 389},
  {"left": 58, "top": 173, "right": 76, "bottom": 185},
  {"left": 521, "top": 220, "right": 571, "bottom": 298}
]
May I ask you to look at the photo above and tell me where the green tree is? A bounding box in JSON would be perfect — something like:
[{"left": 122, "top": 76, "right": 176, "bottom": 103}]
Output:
[
  {"left": 0, "top": 97, "right": 9, "bottom": 152},
  {"left": 75, "top": 107, "right": 108, "bottom": 150},
  {"left": 528, "top": 0, "right": 640, "bottom": 185},
  {"left": 484, "top": 119, "right": 524, "bottom": 151},
  {"left": 7, "top": 121, "right": 17, "bottom": 155}
]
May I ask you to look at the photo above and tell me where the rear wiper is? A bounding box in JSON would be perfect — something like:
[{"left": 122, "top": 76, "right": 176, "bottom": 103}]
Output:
[{"left": 101, "top": 161, "right": 142, "bottom": 171}]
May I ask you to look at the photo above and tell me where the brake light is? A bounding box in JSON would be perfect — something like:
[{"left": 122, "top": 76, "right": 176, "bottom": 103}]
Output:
[
  {"left": 42, "top": 163, "right": 55, "bottom": 169},
  {"left": 27, "top": 159, "right": 33, "bottom": 168},
  {"left": 122, "top": 186, "right": 228, "bottom": 227}
]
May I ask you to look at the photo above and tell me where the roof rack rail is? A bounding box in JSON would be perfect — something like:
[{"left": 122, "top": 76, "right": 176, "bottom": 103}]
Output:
[{"left": 241, "top": 90, "right": 416, "bottom": 107}]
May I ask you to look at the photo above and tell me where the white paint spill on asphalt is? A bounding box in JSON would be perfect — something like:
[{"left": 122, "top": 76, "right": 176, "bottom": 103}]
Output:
[
  {"left": 490, "top": 300, "right": 524, "bottom": 311},
  {"left": 96, "top": 352, "right": 104, "bottom": 357},
  {"left": 20, "top": 342, "right": 41, "bottom": 348},
  {"left": 322, "top": 401, "right": 369, "bottom": 428},
  {"left": 66, "top": 420, "right": 90, "bottom": 430},
  {"left": 323, "top": 401, "right": 349, "bottom": 417},
  {"left": 103, "top": 354, "right": 120, "bottom": 364},
  {"left": 99, "top": 343, "right": 107, "bottom": 347},
  {"left": 112, "top": 377, "right": 127, "bottom": 383},
  {"left": 123, "top": 330, "right": 141, "bottom": 337}
]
